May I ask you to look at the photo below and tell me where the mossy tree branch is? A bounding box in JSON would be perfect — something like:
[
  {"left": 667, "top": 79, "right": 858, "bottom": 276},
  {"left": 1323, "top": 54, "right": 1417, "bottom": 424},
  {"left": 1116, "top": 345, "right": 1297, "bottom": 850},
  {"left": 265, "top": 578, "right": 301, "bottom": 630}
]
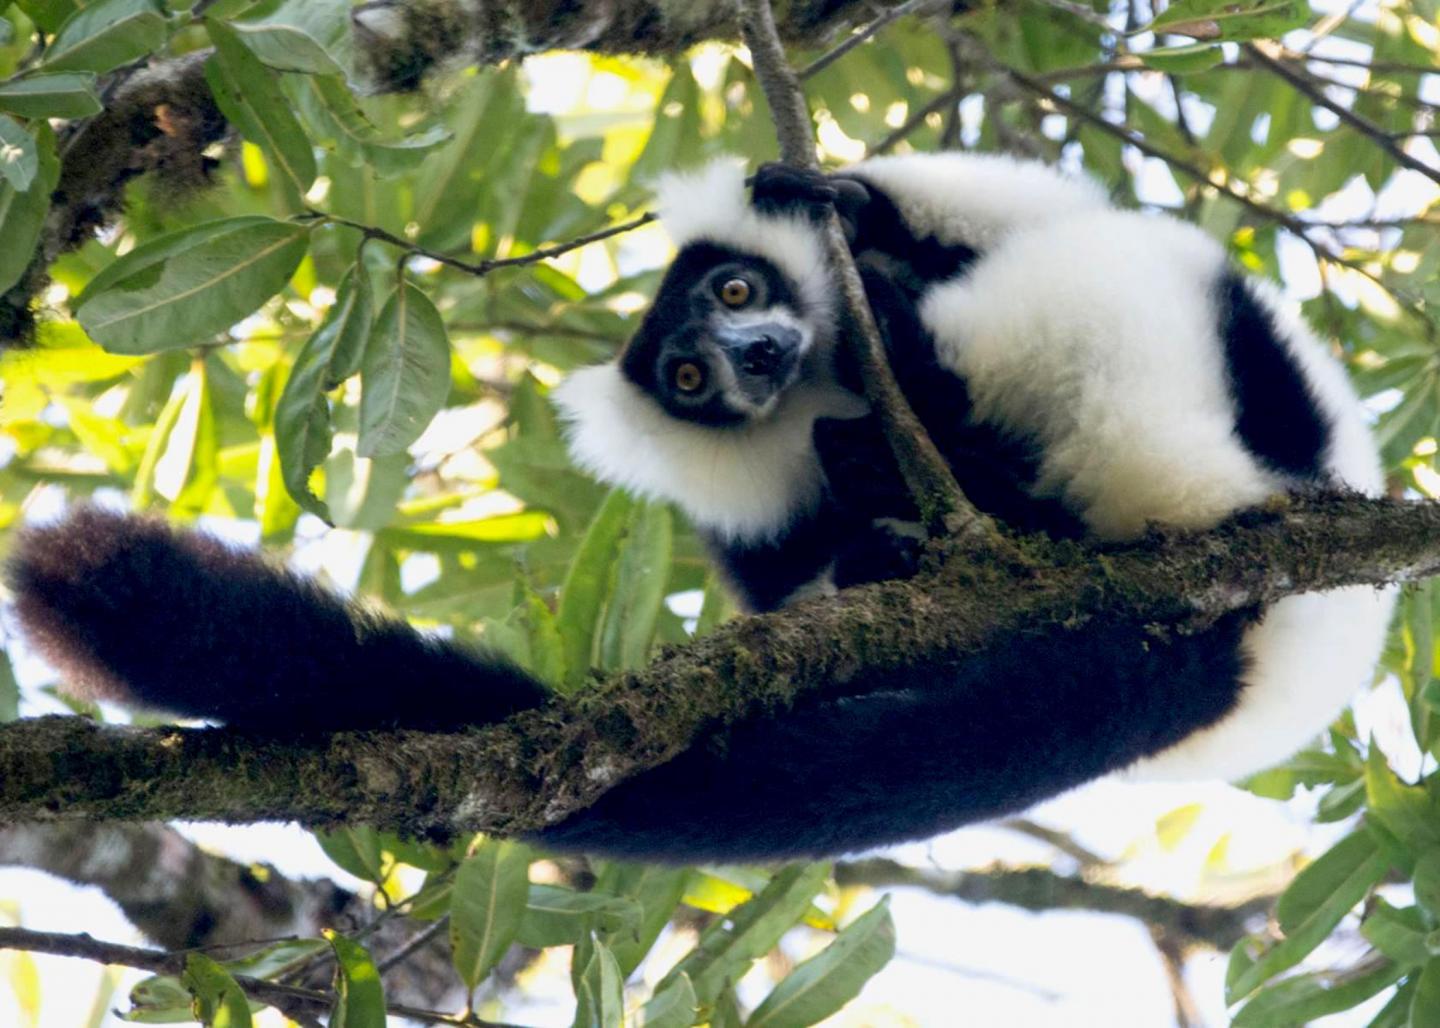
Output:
[{"left": 0, "top": 494, "right": 1433, "bottom": 834}]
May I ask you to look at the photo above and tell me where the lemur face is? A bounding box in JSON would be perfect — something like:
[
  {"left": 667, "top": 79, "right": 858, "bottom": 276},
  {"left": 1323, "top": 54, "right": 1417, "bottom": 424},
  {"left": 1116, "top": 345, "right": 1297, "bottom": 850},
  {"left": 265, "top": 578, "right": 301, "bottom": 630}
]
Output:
[{"left": 619, "top": 243, "right": 813, "bottom": 426}]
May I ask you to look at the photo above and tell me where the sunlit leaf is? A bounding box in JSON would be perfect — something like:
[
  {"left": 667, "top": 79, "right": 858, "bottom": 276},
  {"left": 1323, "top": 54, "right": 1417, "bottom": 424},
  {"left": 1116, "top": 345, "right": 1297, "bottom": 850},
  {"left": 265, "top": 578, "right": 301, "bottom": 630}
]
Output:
[
  {"left": 181, "top": 953, "right": 253, "bottom": 1028},
  {"left": 748, "top": 899, "right": 895, "bottom": 1028},
  {"left": 324, "top": 930, "right": 386, "bottom": 1028}
]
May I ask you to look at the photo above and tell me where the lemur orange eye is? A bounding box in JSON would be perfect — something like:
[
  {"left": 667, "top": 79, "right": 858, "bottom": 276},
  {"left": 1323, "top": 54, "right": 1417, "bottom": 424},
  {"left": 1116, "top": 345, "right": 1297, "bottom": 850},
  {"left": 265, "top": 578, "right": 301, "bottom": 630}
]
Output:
[
  {"left": 674, "top": 362, "right": 705, "bottom": 393},
  {"left": 719, "top": 278, "right": 751, "bottom": 307}
]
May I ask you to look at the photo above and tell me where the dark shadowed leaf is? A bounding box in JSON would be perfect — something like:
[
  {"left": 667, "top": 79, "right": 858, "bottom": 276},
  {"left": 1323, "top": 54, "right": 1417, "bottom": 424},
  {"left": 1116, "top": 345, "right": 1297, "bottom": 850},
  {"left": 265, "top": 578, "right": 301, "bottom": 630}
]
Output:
[
  {"left": 0, "top": 72, "right": 101, "bottom": 118},
  {"left": 231, "top": 0, "right": 354, "bottom": 75},
  {"left": 44, "top": 0, "right": 166, "bottom": 74},
  {"left": 274, "top": 264, "right": 372, "bottom": 518},
  {"left": 206, "top": 21, "right": 317, "bottom": 195},
  {"left": 517, "top": 885, "right": 642, "bottom": 949},
  {"left": 75, "top": 217, "right": 310, "bottom": 354},
  {"left": 450, "top": 839, "right": 530, "bottom": 990},
  {"left": 0, "top": 122, "right": 57, "bottom": 295}
]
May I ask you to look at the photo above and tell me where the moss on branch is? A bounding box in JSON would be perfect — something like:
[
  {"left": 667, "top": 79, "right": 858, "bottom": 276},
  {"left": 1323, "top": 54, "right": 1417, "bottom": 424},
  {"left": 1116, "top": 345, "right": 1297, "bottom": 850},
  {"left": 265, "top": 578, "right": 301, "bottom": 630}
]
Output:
[{"left": 0, "top": 494, "right": 1434, "bottom": 835}]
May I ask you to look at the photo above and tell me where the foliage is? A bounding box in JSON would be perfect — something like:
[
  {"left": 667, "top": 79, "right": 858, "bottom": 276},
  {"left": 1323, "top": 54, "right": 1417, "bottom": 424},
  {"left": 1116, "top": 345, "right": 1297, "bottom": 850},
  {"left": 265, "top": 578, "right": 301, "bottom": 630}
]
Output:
[{"left": 0, "top": 0, "right": 1437, "bottom": 1024}]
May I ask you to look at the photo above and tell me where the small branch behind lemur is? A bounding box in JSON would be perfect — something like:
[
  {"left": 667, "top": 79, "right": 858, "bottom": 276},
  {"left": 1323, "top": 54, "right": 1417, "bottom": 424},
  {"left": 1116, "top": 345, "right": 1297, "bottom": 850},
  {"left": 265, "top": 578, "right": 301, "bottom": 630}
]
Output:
[{"left": 738, "top": 0, "right": 997, "bottom": 543}]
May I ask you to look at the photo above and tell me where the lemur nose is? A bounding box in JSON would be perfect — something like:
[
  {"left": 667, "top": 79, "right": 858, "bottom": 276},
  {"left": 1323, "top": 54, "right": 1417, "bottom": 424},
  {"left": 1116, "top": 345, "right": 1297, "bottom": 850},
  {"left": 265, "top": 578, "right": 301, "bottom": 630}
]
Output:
[{"left": 742, "top": 338, "right": 781, "bottom": 374}]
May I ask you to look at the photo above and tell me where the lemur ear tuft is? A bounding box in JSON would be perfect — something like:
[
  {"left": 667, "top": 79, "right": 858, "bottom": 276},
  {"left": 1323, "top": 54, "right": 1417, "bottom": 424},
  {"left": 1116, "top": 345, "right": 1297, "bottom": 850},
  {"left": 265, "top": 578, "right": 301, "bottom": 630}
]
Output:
[{"left": 651, "top": 158, "right": 834, "bottom": 322}]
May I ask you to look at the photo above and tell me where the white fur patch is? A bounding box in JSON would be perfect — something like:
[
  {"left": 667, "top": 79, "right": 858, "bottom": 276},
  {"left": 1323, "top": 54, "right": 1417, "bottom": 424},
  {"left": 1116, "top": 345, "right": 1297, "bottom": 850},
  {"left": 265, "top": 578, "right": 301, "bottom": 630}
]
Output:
[
  {"left": 847, "top": 153, "right": 1110, "bottom": 250},
  {"left": 551, "top": 363, "right": 865, "bottom": 542},
  {"left": 656, "top": 160, "right": 834, "bottom": 325}
]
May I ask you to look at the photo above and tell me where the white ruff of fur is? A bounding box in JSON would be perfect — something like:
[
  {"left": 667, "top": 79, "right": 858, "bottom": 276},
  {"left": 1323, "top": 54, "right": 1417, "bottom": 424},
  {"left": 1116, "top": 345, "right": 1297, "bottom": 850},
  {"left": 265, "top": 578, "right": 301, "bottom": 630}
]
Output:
[
  {"left": 656, "top": 160, "right": 834, "bottom": 324},
  {"left": 551, "top": 364, "right": 862, "bottom": 542}
]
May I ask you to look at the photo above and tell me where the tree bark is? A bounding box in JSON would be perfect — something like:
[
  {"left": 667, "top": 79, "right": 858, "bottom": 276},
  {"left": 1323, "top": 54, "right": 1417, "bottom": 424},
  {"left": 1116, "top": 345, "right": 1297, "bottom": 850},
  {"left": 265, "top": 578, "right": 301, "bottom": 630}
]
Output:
[{"left": 0, "top": 494, "right": 1433, "bottom": 835}]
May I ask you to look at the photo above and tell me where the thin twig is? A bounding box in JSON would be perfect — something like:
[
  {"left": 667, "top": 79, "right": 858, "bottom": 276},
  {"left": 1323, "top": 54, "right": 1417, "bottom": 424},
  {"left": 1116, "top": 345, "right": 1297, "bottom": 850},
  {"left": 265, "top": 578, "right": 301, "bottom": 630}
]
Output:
[
  {"left": 0, "top": 926, "right": 525, "bottom": 1028},
  {"left": 740, "top": 0, "right": 986, "bottom": 539},
  {"left": 871, "top": 86, "right": 967, "bottom": 154},
  {"left": 796, "top": 0, "right": 951, "bottom": 80},
  {"left": 834, "top": 859, "right": 1272, "bottom": 950},
  {"left": 1245, "top": 42, "right": 1440, "bottom": 189},
  {"left": 300, "top": 209, "right": 656, "bottom": 279},
  {"left": 379, "top": 916, "right": 451, "bottom": 977}
]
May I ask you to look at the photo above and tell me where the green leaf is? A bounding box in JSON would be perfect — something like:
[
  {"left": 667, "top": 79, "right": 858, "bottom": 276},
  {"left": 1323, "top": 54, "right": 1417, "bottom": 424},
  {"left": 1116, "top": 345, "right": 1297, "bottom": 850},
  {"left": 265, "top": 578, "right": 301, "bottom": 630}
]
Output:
[
  {"left": 44, "top": 0, "right": 167, "bottom": 74},
  {"left": 15, "top": 0, "right": 77, "bottom": 33},
  {"left": 274, "top": 264, "right": 372, "bottom": 519},
  {"left": 306, "top": 74, "right": 452, "bottom": 177},
  {"left": 450, "top": 839, "right": 530, "bottom": 990},
  {"left": 324, "top": 931, "right": 386, "bottom": 1028},
  {"left": 0, "top": 116, "right": 38, "bottom": 192},
  {"left": 598, "top": 501, "right": 673, "bottom": 671},
  {"left": 1361, "top": 899, "right": 1430, "bottom": 968},
  {"left": 1147, "top": 0, "right": 1311, "bottom": 41},
  {"left": 0, "top": 650, "right": 19, "bottom": 722},
  {"left": 593, "top": 862, "right": 690, "bottom": 978},
  {"left": 230, "top": 0, "right": 354, "bottom": 76},
  {"left": 1415, "top": 852, "right": 1440, "bottom": 918},
  {"left": 1365, "top": 745, "right": 1440, "bottom": 857},
  {"left": 661, "top": 862, "right": 832, "bottom": 1007},
  {"left": 1140, "top": 43, "right": 1225, "bottom": 73},
  {"left": 1231, "top": 956, "right": 1404, "bottom": 1026},
  {"left": 571, "top": 936, "right": 624, "bottom": 1028},
  {"left": 556, "top": 489, "right": 633, "bottom": 691},
  {"left": 0, "top": 73, "right": 101, "bottom": 119},
  {"left": 748, "top": 899, "right": 895, "bottom": 1028},
  {"left": 1229, "top": 829, "right": 1385, "bottom": 1001},
  {"left": 636, "top": 972, "right": 697, "bottom": 1028},
  {"left": 181, "top": 953, "right": 253, "bottom": 1028},
  {"left": 314, "top": 826, "right": 385, "bottom": 884},
  {"left": 1415, "top": 959, "right": 1440, "bottom": 1028},
  {"left": 357, "top": 281, "right": 451, "bottom": 458},
  {"left": 75, "top": 217, "right": 310, "bottom": 354},
  {"left": 410, "top": 69, "right": 514, "bottom": 247},
  {"left": 0, "top": 122, "right": 57, "bottom": 295},
  {"left": 517, "top": 885, "right": 642, "bottom": 949},
  {"left": 205, "top": 22, "right": 317, "bottom": 195}
]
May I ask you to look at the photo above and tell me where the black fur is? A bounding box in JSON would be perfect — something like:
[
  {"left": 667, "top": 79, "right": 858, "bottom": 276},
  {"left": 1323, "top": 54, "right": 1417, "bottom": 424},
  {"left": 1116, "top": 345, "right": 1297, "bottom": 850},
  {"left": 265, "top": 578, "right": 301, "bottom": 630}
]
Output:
[
  {"left": 3, "top": 506, "right": 1255, "bottom": 863},
  {"left": 1216, "top": 271, "right": 1332, "bottom": 480},
  {"left": 538, "top": 611, "right": 1254, "bottom": 862},
  {"left": 8, "top": 508, "right": 548, "bottom": 731},
  {"left": 701, "top": 498, "right": 856, "bottom": 612}
]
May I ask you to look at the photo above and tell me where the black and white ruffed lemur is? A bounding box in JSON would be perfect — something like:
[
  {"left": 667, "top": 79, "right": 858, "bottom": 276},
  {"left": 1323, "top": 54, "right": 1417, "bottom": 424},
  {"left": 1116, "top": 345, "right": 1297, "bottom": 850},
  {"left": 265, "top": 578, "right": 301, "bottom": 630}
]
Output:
[{"left": 7, "top": 154, "right": 1394, "bottom": 863}]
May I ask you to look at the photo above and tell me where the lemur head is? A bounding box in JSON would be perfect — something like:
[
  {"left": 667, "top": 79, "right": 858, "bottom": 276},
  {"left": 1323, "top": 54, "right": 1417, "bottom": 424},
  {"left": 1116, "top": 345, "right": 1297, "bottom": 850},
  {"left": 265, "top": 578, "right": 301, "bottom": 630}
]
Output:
[{"left": 552, "top": 159, "right": 861, "bottom": 540}]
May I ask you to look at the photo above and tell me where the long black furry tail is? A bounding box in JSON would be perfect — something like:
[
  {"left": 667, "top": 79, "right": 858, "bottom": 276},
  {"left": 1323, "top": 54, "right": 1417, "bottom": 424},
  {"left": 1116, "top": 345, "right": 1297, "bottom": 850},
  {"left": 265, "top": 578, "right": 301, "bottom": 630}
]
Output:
[{"left": 5, "top": 507, "right": 550, "bottom": 731}]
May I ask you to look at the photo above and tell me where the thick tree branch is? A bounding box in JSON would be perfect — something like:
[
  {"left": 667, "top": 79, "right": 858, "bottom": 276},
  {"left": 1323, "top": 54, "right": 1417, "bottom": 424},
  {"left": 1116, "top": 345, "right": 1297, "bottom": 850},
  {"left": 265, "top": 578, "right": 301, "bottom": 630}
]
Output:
[
  {"left": 0, "top": 494, "right": 1434, "bottom": 833},
  {"left": 740, "top": 0, "right": 984, "bottom": 539}
]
